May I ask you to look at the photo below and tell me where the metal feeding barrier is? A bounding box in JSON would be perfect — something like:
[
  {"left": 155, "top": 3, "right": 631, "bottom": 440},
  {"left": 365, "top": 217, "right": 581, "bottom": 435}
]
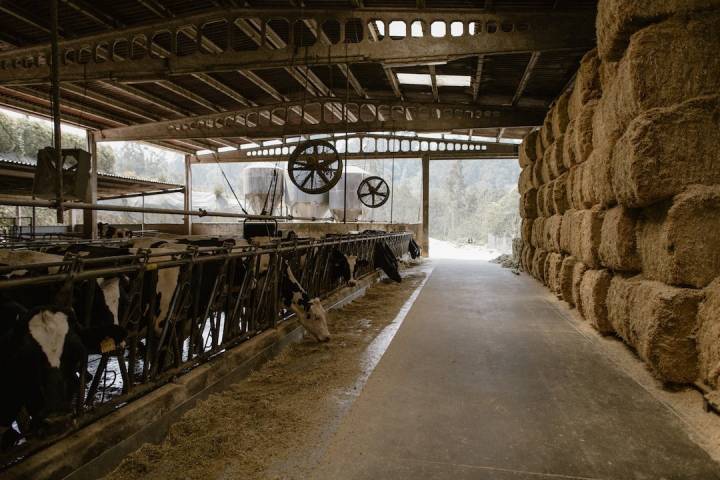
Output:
[{"left": 0, "top": 231, "right": 411, "bottom": 466}]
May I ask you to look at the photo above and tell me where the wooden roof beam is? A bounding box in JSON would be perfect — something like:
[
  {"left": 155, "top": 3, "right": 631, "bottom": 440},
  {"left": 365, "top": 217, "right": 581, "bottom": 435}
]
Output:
[{"left": 512, "top": 51, "right": 540, "bottom": 106}]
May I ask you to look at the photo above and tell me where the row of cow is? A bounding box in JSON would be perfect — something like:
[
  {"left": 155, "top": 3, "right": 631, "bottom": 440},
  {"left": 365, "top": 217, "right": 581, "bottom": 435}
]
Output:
[{"left": 0, "top": 230, "right": 416, "bottom": 451}]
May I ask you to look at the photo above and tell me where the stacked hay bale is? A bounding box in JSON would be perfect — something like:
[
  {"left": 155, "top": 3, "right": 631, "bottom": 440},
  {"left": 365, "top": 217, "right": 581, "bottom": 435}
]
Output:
[{"left": 518, "top": 1, "right": 720, "bottom": 387}]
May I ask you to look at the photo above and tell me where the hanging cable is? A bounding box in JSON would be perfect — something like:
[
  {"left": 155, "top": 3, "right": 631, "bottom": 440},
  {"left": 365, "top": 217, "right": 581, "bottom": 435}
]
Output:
[{"left": 213, "top": 153, "right": 249, "bottom": 215}]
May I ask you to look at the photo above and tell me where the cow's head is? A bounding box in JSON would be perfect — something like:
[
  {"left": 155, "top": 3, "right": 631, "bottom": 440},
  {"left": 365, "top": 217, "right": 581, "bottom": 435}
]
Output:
[
  {"left": 330, "top": 249, "right": 369, "bottom": 286},
  {"left": 299, "top": 298, "right": 330, "bottom": 342}
]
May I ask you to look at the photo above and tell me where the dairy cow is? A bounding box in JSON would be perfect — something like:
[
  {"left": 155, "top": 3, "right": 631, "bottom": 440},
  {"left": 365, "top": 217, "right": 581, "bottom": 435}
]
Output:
[
  {"left": 330, "top": 248, "right": 369, "bottom": 286},
  {"left": 281, "top": 259, "right": 330, "bottom": 342},
  {"left": 374, "top": 241, "right": 402, "bottom": 283},
  {"left": 97, "top": 222, "right": 132, "bottom": 239}
]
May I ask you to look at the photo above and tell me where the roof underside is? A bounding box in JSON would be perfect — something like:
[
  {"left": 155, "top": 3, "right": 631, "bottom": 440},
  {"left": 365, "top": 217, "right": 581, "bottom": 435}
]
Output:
[{"left": 0, "top": 1, "right": 597, "bottom": 153}]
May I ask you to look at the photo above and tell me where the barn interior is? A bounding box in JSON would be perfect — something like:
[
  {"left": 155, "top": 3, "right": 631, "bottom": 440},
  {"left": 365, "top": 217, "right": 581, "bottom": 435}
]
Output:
[{"left": 0, "top": 1, "right": 719, "bottom": 479}]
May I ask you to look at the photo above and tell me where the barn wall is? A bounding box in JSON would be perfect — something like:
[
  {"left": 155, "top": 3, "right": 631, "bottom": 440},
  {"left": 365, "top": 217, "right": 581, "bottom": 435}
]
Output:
[{"left": 518, "top": 1, "right": 720, "bottom": 387}]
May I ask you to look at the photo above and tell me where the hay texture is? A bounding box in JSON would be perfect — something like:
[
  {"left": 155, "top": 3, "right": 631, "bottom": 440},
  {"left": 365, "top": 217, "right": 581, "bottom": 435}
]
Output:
[
  {"left": 599, "top": 206, "right": 640, "bottom": 272},
  {"left": 520, "top": 188, "right": 538, "bottom": 219},
  {"left": 568, "top": 165, "right": 585, "bottom": 210},
  {"left": 574, "top": 99, "right": 597, "bottom": 165},
  {"left": 541, "top": 114, "right": 554, "bottom": 150},
  {"left": 531, "top": 216, "right": 545, "bottom": 249},
  {"left": 535, "top": 130, "right": 545, "bottom": 161},
  {"left": 612, "top": 95, "right": 720, "bottom": 208},
  {"left": 574, "top": 206, "right": 605, "bottom": 268},
  {"left": 546, "top": 253, "right": 564, "bottom": 294},
  {"left": 519, "top": 130, "right": 539, "bottom": 168},
  {"left": 596, "top": 0, "right": 720, "bottom": 62},
  {"left": 568, "top": 49, "right": 601, "bottom": 120},
  {"left": 544, "top": 214, "right": 563, "bottom": 253},
  {"left": 519, "top": 166, "right": 534, "bottom": 195},
  {"left": 559, "top": 209, "right": 578, "bottom": 255},
  {"left": 521, "top": 218, "right": 534, "bottom": 244},
  {"left": 543, "top": 182, "right": 556, "bottom": 217},
  {"left": 583, "top": 150, "right": 615, "bottom": 208},
  {"left": 579, "top": 269, "right": 614, "bottom": 334},
  {"left": 549, "top": 136, "right": 567, "bottom": 179},
  {"left": 532, "top": 249, "right": 549, "bottom": 281},
  {"left": 552, "top": 172, "right": 569, "bottom": 215},
  {"left": 532, "top": 155, "right": 544, "bottom": 189},
  {"left": 597, "top": 14, "right": 720, "bottom": 150},
  {"left": 697, "top": 278, "right": 720, "bottom": 387},
  {"left": 572, "top": 261, "right": 589, "bottom": 316},
  {"left": 551, "top": 92, "right": 570, "bottom": 139},
  {"left": 562, "top": 119, "right": 577, "bottom": 169},
  {"left": 607, "top": 275, "right": 703, "bottom": 383},
  {"left": 637, "top": 185, "right": 720, "bottom": 288},
  {"left": 559, "top": 256, "right": 578, "bottom": 305}
]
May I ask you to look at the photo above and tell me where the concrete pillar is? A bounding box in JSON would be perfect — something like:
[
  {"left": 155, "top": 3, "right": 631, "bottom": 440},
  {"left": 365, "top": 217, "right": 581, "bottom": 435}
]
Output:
[
  {"left": 421, "top": 153, "right": 430, "bottom": 257},
  {"left": 184, "top": 154, "right": 193, "bottom": 235},
  {"left": 83, "top": 131, "right": 98, "bottom": 239}
]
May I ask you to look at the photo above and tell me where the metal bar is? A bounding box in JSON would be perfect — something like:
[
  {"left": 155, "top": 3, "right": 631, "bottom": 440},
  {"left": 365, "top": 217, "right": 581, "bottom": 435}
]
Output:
[
  {"left": 184, "top": 154, "right": 192, "bottom": 235},
  {"left": 421, "top": 152, "right": 429, "bottom": 257},
  {"left": 83, "top": 131, "right": 98, "bottom": 239},
  {"left": 0, "top": 197, "right": 333, "bottom": 221},
  {"left": 0, "top": 10, "right": 595, "bottom": 86},
  {"left": 50, "top": 0, "right": 64, "bottom": 224},
  {"left": 98, "top": 187, "right": 185, "bottom": 201}
]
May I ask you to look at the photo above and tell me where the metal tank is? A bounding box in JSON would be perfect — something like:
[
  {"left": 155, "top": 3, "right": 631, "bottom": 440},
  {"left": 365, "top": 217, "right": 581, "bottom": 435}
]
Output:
[
  {"left": 283, "top": 171, "right": 330, "bottom": 219},
  {"left": 241, "top": 166, "right": 285, "bottom": 216},
  {"left": 329, "top": 166, "right": 367, "bottom": 222}
]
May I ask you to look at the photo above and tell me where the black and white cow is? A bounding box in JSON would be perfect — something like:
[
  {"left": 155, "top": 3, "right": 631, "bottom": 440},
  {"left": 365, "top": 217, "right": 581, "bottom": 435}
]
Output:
[
  {"left": 330, "top": 248, "right": 369, "bottom": 286},
  {"left": 374, "top": 241, "right": 402, "bottom": 283},
  {"left": 97, "top": 222, "right": 132, "bottom": 239},
  {"left": 281, "top": 260, "right": 330, "bottom": 342},
  {"left": 0, "top": 304, "right": 86, "bottom": 449}
]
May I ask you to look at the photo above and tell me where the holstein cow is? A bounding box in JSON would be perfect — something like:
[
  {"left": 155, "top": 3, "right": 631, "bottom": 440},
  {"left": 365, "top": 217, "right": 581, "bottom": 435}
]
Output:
[
  {"left": 0, "top": 304, "right": 86, "bottom": 449},
  {"left": 408, "top": 238, "right": 422, "bottom": 259},
  {"left": 97, "top": 222, "right": 132, "bottom": 239},
  {"left": 330, "top": 248, "right": 369, "bottom": 286},
  {"left": 281, "top": 259, "right": 330, "bottom": 342},
  {"left": 374, "top": 241, "right": 402, "bottom": 283}
]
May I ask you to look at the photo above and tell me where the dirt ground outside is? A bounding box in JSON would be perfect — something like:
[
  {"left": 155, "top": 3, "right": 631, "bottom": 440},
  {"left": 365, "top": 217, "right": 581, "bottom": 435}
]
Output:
[{"left": 104, "top": 263, "right": 431, "bottom": 480}]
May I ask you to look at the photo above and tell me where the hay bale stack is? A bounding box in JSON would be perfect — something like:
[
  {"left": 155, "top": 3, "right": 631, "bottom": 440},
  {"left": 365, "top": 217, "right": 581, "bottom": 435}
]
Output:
[
  {"left": 532, "top": 156, "right": 544, "bottom": 189},
  {"left": 531, "top": 216, "right": 545, "bottom": 249},
  {"left": 596, "top": 0, "right": 720, "bottom": 62},
  {"left": 579, "top": 269, "right": 614, "bottom": 334},
  {"left": 572, "top": 261, "right": 590, "bottom": 316},
  {"left": 549, "top": 136, "right": 567, "bottom": 178},
  {"left": 543, "top": 181, "right": 557, "bottom": 217},
  {"left": 584, "top": 150, "right": 616, "bottom": 208},
  {"left": 519, "top": 130, "right": 539, "bottom": 168},
  {"left": 532, "top": 249, "right": 549, "bottom": 281},
  {"left": 575, "top": 206, "right": 605, "bottom": 268},
  {"left": 598, "top": 14, "right": 720, "bottom": 149},
  {"left": 535, "top": 130, "right": 545, "bottom": 161},
  {"left": 547, "top": 253, "right": 565, "bottom": 293},
  {"left": 568, "top": 49, "right": 601, "bottom": 120},
  {"left": 552, "top": 92, "right": 571, "bottom": 139},
  {"left": 599, "top": 206, "right": 641, "bottom": 272},
  {"left": 612, "top": 95, "right": 720, "bottom": 208},
  {"left": 536, "top": 184, "right": 547, "bottom": 218},
  {"left": 697, "top": 278, "right": 720, "bottom": 387},
  {"left": 559, "top": 209, "right": 577, "bottom": 254},
  {"left": 552, "top": 172, "right": 569, "bottom": 215},
  {"left": 521, "top": 218, "right": 534, "bottom": 244},
  {"left": 520, "top": 188, "right": 538, "bottom": 219},
  {"left": 574, "top": 99, "right": 597, "bottom": 165},
  {"left": 568, "top": 165, "right": 585, "bottom": 210},
  {"left": 541, "top": 145, "right": 555, "bottom": 183},
  {"left": 559, "top": 256, "right": 578, "bottom": 305},
  {"left": 519, "top": 166, "right": 534, "bottom": 195},
  {"left": 637, "top": 185, "right": 720, "bottom": 288},
  {"left": 544, "top": 214, "right": 563, "bottom": 253},
  {"left": 580, "top": 156, "right": 600, "bottom": 208},
  {"left": 541, "top": 114, "right": 554, "bottom": 150},
  {"left": 562, "top": 119, "right": 577, "bottom": 169},
  {"left": 607, "top": 275, "right": 703, "bottom": 383}
]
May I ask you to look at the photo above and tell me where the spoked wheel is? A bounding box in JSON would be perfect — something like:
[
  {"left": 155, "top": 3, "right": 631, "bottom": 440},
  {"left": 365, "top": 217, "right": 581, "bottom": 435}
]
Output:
[
  {"left": 357, "top": 176, "right": 390, "bottom": 208},
  {"left": 287, "top": 139, "right": 343, "bottom": 194}
]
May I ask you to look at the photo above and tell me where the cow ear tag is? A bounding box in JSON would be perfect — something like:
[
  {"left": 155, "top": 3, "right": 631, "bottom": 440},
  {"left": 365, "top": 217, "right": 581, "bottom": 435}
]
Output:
[{"left": 100, "top": 337, "right": 116, "bottom": 353}]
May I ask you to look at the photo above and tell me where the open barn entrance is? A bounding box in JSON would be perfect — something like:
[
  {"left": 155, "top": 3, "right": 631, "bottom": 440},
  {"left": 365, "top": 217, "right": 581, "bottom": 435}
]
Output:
[{"left": 429, "top": 158, "right": 520, "bottom": 260}]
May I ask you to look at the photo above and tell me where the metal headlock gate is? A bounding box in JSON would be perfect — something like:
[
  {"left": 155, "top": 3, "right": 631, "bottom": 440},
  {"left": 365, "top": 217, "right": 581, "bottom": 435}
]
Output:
[{"left": 0, "top": 231, "right": 411, "bottom": 466}]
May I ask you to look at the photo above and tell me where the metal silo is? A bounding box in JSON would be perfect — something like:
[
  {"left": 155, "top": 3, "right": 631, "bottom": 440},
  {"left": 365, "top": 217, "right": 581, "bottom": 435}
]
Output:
[
  {"left": 283, "top": 171, "right": 330, "bottom": 219},
  {"left": 329, "top": 166, "right": 367, "bottom": 222},
  {"left": 241, "top": 166, "right": 285, "bottom": 216}
]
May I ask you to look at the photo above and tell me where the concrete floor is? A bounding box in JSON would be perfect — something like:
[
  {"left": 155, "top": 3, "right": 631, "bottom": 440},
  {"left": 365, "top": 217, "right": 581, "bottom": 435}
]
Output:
[{"left": 313, "top": 260, "right": 720, "bottom": 480}]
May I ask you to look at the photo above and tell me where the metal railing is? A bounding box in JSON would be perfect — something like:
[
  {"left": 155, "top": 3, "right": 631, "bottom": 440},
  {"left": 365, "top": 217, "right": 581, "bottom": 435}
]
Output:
[{"left": 0, "top": 231, "right": 411, "bottom": 467}]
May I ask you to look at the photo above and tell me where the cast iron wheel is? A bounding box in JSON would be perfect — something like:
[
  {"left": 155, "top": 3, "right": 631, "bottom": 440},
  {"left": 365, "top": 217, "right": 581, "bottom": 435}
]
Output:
[
  {"left": 357, "top": 176, "right": 390, "bottom": 208},
  {"left": 287, "top": 139, "right": 343, "bottom": 194}
]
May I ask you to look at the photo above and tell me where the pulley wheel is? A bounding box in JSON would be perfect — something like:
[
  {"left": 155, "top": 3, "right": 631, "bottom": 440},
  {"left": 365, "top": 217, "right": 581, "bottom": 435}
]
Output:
[
  {"left": 287, "top": 139, "right": 343, "bottom": 194},
  {"left": 357, "top": 176, "right": 390, "bottom": 208}
]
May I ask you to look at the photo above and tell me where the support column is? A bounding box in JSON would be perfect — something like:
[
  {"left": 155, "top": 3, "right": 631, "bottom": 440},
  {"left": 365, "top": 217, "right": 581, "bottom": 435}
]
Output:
[
  {"left": 184, "top": 154, "right": 192, "bottom": 235},
  {"left": 83, "top": 131, "right": 98, "bottom": 239},
  {"left": 421, "top": 153, "right": 430, "bottom": 257}
]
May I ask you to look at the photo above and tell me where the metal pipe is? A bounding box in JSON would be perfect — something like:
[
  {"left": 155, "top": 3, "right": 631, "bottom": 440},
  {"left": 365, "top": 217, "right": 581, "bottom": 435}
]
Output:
[
  {"left": 49, "top": 0, "right": 63, "bottom": 224},
  {"left": 0, "top": 197, "right": 334, "bottom": 222}
]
